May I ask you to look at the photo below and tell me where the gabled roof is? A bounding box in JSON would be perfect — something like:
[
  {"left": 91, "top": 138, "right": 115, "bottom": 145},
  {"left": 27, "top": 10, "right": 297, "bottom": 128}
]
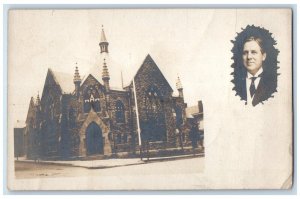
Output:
[
  {"left": 25, "top": 97, "right": 36, "bottom": 124},
  {"left": 50, "top": 69, "right": 75, "bottom": 94},
  {"left": 80, "top": 74, "right": 102, "bottom": 87},
  {"left": 133, "top": 54, "right": 173, "bottom": 92}
]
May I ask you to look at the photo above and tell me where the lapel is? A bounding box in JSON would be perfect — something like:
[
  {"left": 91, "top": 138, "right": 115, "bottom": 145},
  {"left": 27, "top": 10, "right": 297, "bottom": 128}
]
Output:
[
  {"left": 252, "top": 76, "right": 267, "bottom": 106},
  {"left": 240, "top": 77, "right": 247, "bottom": 101}
]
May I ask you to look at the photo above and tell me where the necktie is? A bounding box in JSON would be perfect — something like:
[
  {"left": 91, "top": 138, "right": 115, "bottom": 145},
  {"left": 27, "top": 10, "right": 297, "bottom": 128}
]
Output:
[{"left": 250, "top": 77, "right": 257, "bottom": 98}]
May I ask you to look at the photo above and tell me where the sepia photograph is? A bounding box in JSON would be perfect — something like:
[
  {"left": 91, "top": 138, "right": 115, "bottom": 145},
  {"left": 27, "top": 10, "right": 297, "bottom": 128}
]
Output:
[
  {"left": 7, "top": 8, "right": 292, "bottom": 190},
  {"left": 231, "top": 25, "right": 279, "bottom": 106}
]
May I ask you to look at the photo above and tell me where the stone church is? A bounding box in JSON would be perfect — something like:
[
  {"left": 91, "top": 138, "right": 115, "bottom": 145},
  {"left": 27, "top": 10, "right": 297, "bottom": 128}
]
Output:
[{"left": 23, "top": 28, "right": 199, "bottom": 160}]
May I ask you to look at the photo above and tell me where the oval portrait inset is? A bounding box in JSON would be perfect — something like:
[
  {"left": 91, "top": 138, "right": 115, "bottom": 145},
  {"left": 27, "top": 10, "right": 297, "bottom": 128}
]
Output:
[{"left": 231, "top": 25, "right": 280, "bottom": 106}]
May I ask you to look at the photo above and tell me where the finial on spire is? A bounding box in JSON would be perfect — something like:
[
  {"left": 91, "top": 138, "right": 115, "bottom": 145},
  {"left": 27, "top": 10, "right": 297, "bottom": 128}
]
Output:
[
  {"left": 176, "top": 75, "right": 184, "bottom": 98},
  {"left": 102, "top": 58, "right": 110, "bottom": 91},
  {"left": 100, "top": 26, "right": 107, "bottom": 43},
  {"left": 73, "top": 62, "right": 81, "bottom": 83},
  {"left": 99, "top": 25, "right": 109, "bottom": 53},
  {"left": 102, "top": 58, "right": 110, "bottom": 80},
  {"left": 36, "top": 91, "right": 41, "bottom": 106},
  {"left": 176, "top": 75, "right": 183, "bottom": 90}
]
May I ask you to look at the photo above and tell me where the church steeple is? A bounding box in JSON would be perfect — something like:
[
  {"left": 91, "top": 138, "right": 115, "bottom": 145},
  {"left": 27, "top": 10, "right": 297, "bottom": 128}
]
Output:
[
  {"left": 73, "top": 62, "right": 81, "bottom": 97},
  {"left": 99, "top": 25, "right": 109, "bottom": 53},
  {"left": 176, "top": 75, "right": 184, "bottom": 98},
  {"left": 35, "top": 92, "right": 41, "bottom": 112},
  {"left": 102, "top": 58, "right": 110, "bottom": 91},
  {"left": 36, "top": 92, "right": 41, "bottom": 107}
]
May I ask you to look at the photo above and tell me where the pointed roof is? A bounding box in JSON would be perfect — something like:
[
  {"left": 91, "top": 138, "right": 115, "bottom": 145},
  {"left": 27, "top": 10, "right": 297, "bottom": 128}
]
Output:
[
  {"left": 81, "top": 73, "right": 102, "bottom": 87},
  {"left": 176, "top": 76, "right": 183, "bottom": 90},
  {"left": 100, "top": 26, "right": 108, "bottom": 43},
  {"left": 132, "top": 54, "right": 173, "bottom": 92},
  {"left": 30, "top": 97, "right": 35, "bottom": 107},
  {"left": 73, "top": 63, "right": 81, "bottom": 83},
  {"left": 25, "top": 97, "right": 36, "bottom": 124},
  {"left": 49, "top": 69, "right": 75, "bottom": 94}
]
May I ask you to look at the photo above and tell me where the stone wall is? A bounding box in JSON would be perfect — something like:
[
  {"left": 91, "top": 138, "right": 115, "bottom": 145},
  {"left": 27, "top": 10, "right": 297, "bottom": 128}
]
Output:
[{"left": 131, "top": 55, "right": 178, "bottom": 149}]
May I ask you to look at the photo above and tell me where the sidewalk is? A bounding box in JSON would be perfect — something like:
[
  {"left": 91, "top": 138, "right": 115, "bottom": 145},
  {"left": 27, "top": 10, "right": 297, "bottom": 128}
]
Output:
[{"left": 16, "top": 153, "right": 204, "bottom": 169}]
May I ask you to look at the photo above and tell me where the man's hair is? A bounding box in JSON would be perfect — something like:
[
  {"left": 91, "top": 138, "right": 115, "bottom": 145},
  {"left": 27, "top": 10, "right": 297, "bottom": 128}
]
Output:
[
  {"left": 244, "top": 36, "right": 265, "bottom": 54},
  {"left": 231, "top": 25, "right": 279, "bottom": 102}
]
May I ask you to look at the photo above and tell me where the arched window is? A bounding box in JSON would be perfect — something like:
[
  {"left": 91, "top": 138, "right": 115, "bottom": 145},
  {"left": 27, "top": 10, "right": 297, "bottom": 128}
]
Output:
[
  {"left": 115, "top": 100, "right": 125, "bottom": 123},
  {"left": 142, "top": 85, "right": 166, "bottom": 142},
  {"left": 83, "top": 85, "right": 101, "bottom": 113}
]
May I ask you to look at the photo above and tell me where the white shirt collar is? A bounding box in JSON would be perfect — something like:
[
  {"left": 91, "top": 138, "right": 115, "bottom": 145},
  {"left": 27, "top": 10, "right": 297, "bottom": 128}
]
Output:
[{"left": 247, "top": 67, "right": 263, "bottom": 79}]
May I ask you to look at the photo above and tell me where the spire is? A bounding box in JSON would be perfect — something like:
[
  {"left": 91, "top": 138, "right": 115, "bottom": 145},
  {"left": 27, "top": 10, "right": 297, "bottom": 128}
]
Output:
[
  {"left": 99, "top": 25, "right": 109, "bottom": 53},
  {"left": 30, "top": 97, "right": 35, "bottom": 108},
  {"left": 36, "top": 92, "right": 41, "bottom": 106},
  {"left": 176, "top": 75, "right": 184, "bottom": 98},
  {"left": 102, "top": 59, "right": 110, "bottom": 80},
  {"left": 73, "top": 62, "right": 81, "bottom": 97},
  {"left": 73, "top": 62, "right": 81, "bottom": 84},
  {"left": 102, "top": 59, "right": 110, "bottom": 91},
  {"left": 100, "top": 25, "right": 107, "bottom": 42},
  {"left": 176, "top": 75, "right": 183, "bottom": 90}
]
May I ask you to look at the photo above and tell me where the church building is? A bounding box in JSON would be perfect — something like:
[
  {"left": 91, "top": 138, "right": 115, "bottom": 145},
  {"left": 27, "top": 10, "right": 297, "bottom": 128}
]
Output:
[{"left": 23, "top": 27, "right": 198, "bottom": 160}]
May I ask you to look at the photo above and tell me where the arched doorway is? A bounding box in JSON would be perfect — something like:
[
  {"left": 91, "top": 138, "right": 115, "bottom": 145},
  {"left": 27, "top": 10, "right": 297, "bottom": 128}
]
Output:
[{"left": 86, "top": 122, "right": 104, "bottom": 155}]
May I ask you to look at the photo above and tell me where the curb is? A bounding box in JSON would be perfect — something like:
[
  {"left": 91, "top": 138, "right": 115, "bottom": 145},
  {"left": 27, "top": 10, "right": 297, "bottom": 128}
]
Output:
[{"left": 15, "top": 153, "right": 204, "bottom": 169}]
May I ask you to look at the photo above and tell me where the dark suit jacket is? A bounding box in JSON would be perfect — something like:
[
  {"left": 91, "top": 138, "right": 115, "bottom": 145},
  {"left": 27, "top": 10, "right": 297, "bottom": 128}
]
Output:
[{"left": 239, "top": 72, "right": 275, "bottom": 106}]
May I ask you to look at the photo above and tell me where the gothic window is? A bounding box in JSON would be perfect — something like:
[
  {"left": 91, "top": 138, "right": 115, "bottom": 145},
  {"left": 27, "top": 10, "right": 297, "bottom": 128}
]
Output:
[
  {"left": 83, "top": 85, "right": 101, "bottom": 113},
  {"left": 145, "top": 86, "right": 162, "bottom": 114},
  {"left": 142, "top": 85, "right": 166, "bottom": 142},
  {"left": 115, "top": 100, "right": 125, "bottom": 123}
]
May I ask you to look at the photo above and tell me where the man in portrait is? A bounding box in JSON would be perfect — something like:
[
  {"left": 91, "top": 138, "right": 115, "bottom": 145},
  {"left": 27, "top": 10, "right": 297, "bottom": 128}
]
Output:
[{"left": 231, "top": 25, "right": 279, "bottom": 106}]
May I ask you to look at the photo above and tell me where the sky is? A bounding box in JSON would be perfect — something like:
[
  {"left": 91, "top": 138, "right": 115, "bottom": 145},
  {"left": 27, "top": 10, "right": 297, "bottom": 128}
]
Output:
[{"left": 8, "top": 9, "right": 291, "bottom": 125}]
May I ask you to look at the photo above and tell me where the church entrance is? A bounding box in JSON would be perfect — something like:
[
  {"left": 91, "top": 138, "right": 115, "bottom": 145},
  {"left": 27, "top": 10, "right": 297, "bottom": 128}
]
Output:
[{"left": 86, "top": 122, "right": 104, "bottom": 155}]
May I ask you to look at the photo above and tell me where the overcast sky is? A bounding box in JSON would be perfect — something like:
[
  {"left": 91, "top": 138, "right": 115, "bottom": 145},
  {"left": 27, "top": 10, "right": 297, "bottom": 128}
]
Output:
[{"left": 8, "top": 9, "right": 291, "bottom": 126}]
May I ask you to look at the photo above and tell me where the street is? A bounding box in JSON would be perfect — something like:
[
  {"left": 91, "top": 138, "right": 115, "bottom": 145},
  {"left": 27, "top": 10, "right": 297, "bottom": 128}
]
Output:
[{"left": 13, "top": 156, "right": 206, "bottom": 190}]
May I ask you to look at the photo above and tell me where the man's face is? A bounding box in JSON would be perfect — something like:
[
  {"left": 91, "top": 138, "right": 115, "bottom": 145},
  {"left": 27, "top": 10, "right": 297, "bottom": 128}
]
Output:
[{"left": 243, "top": 40, "right": 266, "bottom": 75}]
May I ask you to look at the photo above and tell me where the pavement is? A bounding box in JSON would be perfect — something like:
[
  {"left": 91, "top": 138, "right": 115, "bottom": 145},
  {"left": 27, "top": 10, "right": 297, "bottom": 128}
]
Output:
[{"left": 16, "top": 153, "right": 204, "bottom": 169}]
